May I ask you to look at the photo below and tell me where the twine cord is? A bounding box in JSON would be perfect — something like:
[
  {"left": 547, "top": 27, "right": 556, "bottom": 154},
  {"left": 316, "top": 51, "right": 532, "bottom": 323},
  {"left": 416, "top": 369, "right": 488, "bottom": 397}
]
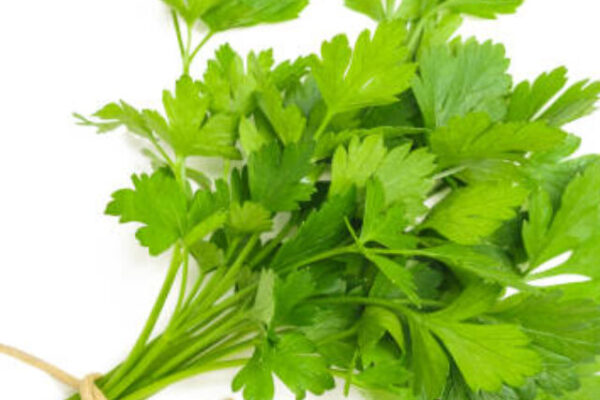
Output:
[{"left": 0, "top": 344, "right": 107, "bottom": 400}]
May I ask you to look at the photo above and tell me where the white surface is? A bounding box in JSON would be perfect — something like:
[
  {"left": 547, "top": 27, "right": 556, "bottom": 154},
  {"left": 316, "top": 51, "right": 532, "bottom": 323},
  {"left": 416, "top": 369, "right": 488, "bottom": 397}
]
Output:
[{"left": 0, "top": 0, "right": 599, "bottom": 399}]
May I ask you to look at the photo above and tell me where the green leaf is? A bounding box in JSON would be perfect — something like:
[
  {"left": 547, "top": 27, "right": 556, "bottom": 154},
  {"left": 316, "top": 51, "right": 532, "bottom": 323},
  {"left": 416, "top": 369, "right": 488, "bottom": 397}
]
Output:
[
  {"left": 270, "top": 191, "right": 355, "bottom": 271},
  {"left": 189, "top": 241, "right": 224, "bottom": 270},
  {"left": 163, "top": 76, "right": 240, "bottom": 159},
  {"left": 355, "top": 360, "right": 412, "bottom": 395},
  {"left": 361, "top": 179, "right": 418, "bottom": 249},
  {"left": 539, "top": 79, "right": 600, "bottom": 127},
  {"left": 75, "top": 101, "right": 152, "bottom": 138},
  {"left": 239, "top": 117, "right": 271, "bottom": 154},
  {"left": 420, "top": 245, "right": 534, "bottom": 292},
  {"left": 203, "top": 0, "right": 309, "bottom": 32},
  {"left": 257, "top": 79, "right": 306, "bottom": 145},
  {"left": 275, "top": 270, "right": 316, "bottom": 325},
  {"left": 494, "top": 292, "right": 600, "bottom": 363},
  {"left": 201, "top": 44, "right": 256, "bottom": 115},
  {"left": 229, "top": 202, "right": 273, "bottom": 233},
  {"left": 430, "top": 113, "right": 566, "bottom": 169},
  {"left": 268, "top": 333, "right": 335, "bottom": 398},
  {"left": 444, "top": 0, "right": 524, "bottom": 19},
  {"left": 344, "top": 0, "right": 409, "bottom": 21},
  {"left": 523, "top": 162, "right": 600, "bottom": 266},
  {"left": 184, "top": 211, "right": 227, "bottom": 246},
  {"left": 311, "top": 21, "right": 416, "bottom": 115},
  {"left": 162, "top": 76, "right": 208, "bottom": 148},
  {"left": 106, "top": 170, "right": 188, "bottom": 255},
  {"left": 442, "top": 369, "right": 526, "bottom": 400},
  {"left": 432, "top": 283, "right": 501, "bottom": 321},
  {"left": 425, "top": 182, "right": 529, "bottom": 245},
  {"left": 358, "top": 306, "right": 406, "bottom": 356},
  {"left": 366, "top": 254, "right": 420, "bottom": 304},
  {"left": 162, "top": 76, "right": 241, "bottom": 158},
  {"left": 232, "top": 349, "right": 275, "bottom": 400},
  {"left": 248, "top": 141, "right": 315, "bottom": 212},
  {"left": 532, "top": 233, "right": 600, "bottom": 289},
  {"left": 375, "top": 143, "right": 437, "bottom": 220},
  {"left": 507, "top": 67, "right": 569, "bottom": 122},
  {"left": 508, "top": 67, "right": 600, "bottom": 127},
  {"left": 253, "top": 269, "right": 276, "bottom": 326},
  {"left": 162, "top": 0, "right": 223, "bottom": 24},
  {"left": 344, "top": 0, "right": 388, "bottom": 21},
  {"left": 234, "top": 333, "right": 334, "bottom": 400},
  {"left": 413, "top": 38, "right": 512, "bottom": 128},
  {"left": 408, "top": 316, "right": 449, "bottom": 399},
  {"left": 428, "top": 319, "right": 541, "bottom": 392},
  {"left": 330, "top": 135, "right": 387, "bottom": 196}
]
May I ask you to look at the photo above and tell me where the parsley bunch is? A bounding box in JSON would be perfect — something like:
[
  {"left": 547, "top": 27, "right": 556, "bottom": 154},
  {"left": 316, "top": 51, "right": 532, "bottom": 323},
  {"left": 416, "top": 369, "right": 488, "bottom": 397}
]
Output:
[{"left": 73, "top": 0, "right": 600, "bottom": 399}]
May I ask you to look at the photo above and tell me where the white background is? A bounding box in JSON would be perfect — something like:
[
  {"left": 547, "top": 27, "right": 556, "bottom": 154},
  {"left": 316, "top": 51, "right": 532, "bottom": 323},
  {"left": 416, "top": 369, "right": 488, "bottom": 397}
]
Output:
[{"left": 0, "top": 0, "right": 599, "bottom": 399}]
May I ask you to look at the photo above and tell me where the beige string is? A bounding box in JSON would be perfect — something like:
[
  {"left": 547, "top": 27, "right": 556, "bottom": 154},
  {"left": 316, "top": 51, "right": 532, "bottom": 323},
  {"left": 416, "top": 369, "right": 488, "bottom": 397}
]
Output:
[{"left": 0, "top": 344, "right": 107, "bottom": 400}]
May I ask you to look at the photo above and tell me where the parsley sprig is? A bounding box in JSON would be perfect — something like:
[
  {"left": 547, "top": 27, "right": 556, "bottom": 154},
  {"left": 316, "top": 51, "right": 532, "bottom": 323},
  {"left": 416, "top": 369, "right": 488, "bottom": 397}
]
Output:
[{"left": 71, "top": 0, "right": 600, "bottom": 399}]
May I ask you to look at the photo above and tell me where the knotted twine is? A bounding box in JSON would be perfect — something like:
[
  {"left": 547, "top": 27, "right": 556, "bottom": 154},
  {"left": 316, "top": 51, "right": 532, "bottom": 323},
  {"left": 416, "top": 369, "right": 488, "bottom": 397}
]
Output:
[{"left": 0, "top": 344, "right": 107, "bottom": 400}]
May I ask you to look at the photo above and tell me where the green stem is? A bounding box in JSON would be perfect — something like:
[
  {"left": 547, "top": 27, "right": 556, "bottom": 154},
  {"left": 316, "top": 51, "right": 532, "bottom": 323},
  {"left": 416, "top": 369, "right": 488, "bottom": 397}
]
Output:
[
  {"left": 182, "top": 23, "right": 194, "bottom": 75},
  {"left": 174, "top": 265, "right": 228, "bottom": 328},
  {"left": 406, "top": 17, "right": 428, "bottom": 58},
  {"left": 406, "top": 3, "right": 448, "bottom": 59},
  {"left": 200, "top": 235, "right": 260, "bottom": 307},
  {"left": 181, "top": 268, "right": 205, "bottom": 312},
  {"left": 188, "top": 31, "right": 215, "bottom": 66},
  {"left": 186, "top": 335, "right": 258, "bottom": 369},
  {"left": 174, "top": 156, "right": 188, "bottom": 193},
  {"left": 102, "top": 244, "right": 182, "bottom": 392},
  {"left": 151, "top": 314, "right": 247, "bottom": 379},
  {"left": 308, "top": 296, "right": 443, "bottom": 309},
  {"left": 344, "top": 351, "right": 358, "bottom": 396},
  {"left": 248, "top": 217, "right": 296, "bottom": 268},
  {"left": 173, "top": 248, "right": 190, "bottom": 317},
  {"left": 279, "top": 245, "right": 359, "bottom": 274},
  {"left": 171, "top": 11, "right": 186, "bottom": 60},
  {"left": 119, "top": 359, "right": 248, "bottom": 400},
  {"left": 314, "top": 110, "right": 335, "bottom": 141},
  {"left": 318, "top": 326, "right": 359, "bottom": 345},
  {"left": 225, "top": 236, "right": 242, "bottom": 262},
  {"left": 181, "top": 284, "right": 256, "bottom": 334},
  {"left": 149, "top": 136, "right": 174, "bottom": 168}
]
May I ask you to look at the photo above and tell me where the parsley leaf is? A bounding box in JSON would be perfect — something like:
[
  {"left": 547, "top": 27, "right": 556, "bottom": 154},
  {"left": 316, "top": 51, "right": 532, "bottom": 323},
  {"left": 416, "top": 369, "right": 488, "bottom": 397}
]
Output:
[
  {"left": 431, "top": 113, "right": 566, "bottom": 169},
  {"left": 420, "top": 244, "right": 534, "bottom": 292},
  {"left": 361, "top": 178, "right": 418, "bottom": 249},
  {"left": 232, "top": 349, "right": 275, "bottom": 400},
  {"left": 330, "top": 135, "right": 387, "bottom": 196},
  {"left": 161, "top": 76, "right": 241, "bottom": 159},
  {"left": 161, "top": 0, "right": 222, "bottom": 24},
  {"left": 424, "top": 182, "right": 529, "bottom": 245},
  {"left": 413, "top": 38, "right": 512, "bottom": 128},
  {"left": 443, "top": 0, "right": 524, "bottom": 19},
  {"left": 508, "top": 67, "right": 600, "bottom": 127},
  {"left": 75, "top": 101, "right": 152, "bottom": 137},
  {"left": 248, "top": 141, "right": 315, "bottom": 212},
  {"left": 229, "top": 202, "right": 273, "bottom": 233},
  {"left": 523, "top": 162, "right": 600, "bottom": 266},
  {"left": 201, "top": 44, "right": 256, "bottom": 116},
  {"left": 203, "top": 0, "right": 309, "bottom": 32},
  {"left": 106, "top": 170, "right": 188, "bottom": 255},
  {"left": 408, "top": 316, "right": 449, "bottom": 399},
  {"left": 270, "top": 191, "right": 355, "bottom": 271},
  {"left": 311, "top": 21, "right": 416, "bottom": 117},
  {"left": 367, "top": 254, "right": 420, "bottom": 304},
  {"left": 375, "top": 143, "right": 437, "bottom": 220},
  {"left": 429, "top": 320, "right": 541, "bottom": 392},
  {"left": 233, "top": 333, "right": 334, "bottom": 400}
]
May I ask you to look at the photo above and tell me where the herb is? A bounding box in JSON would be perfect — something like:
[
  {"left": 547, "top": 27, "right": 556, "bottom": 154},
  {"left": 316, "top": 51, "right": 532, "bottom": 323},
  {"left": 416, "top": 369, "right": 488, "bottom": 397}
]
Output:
[{"left": 70, "top": 0, "right": 600, "bottom": 399}]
